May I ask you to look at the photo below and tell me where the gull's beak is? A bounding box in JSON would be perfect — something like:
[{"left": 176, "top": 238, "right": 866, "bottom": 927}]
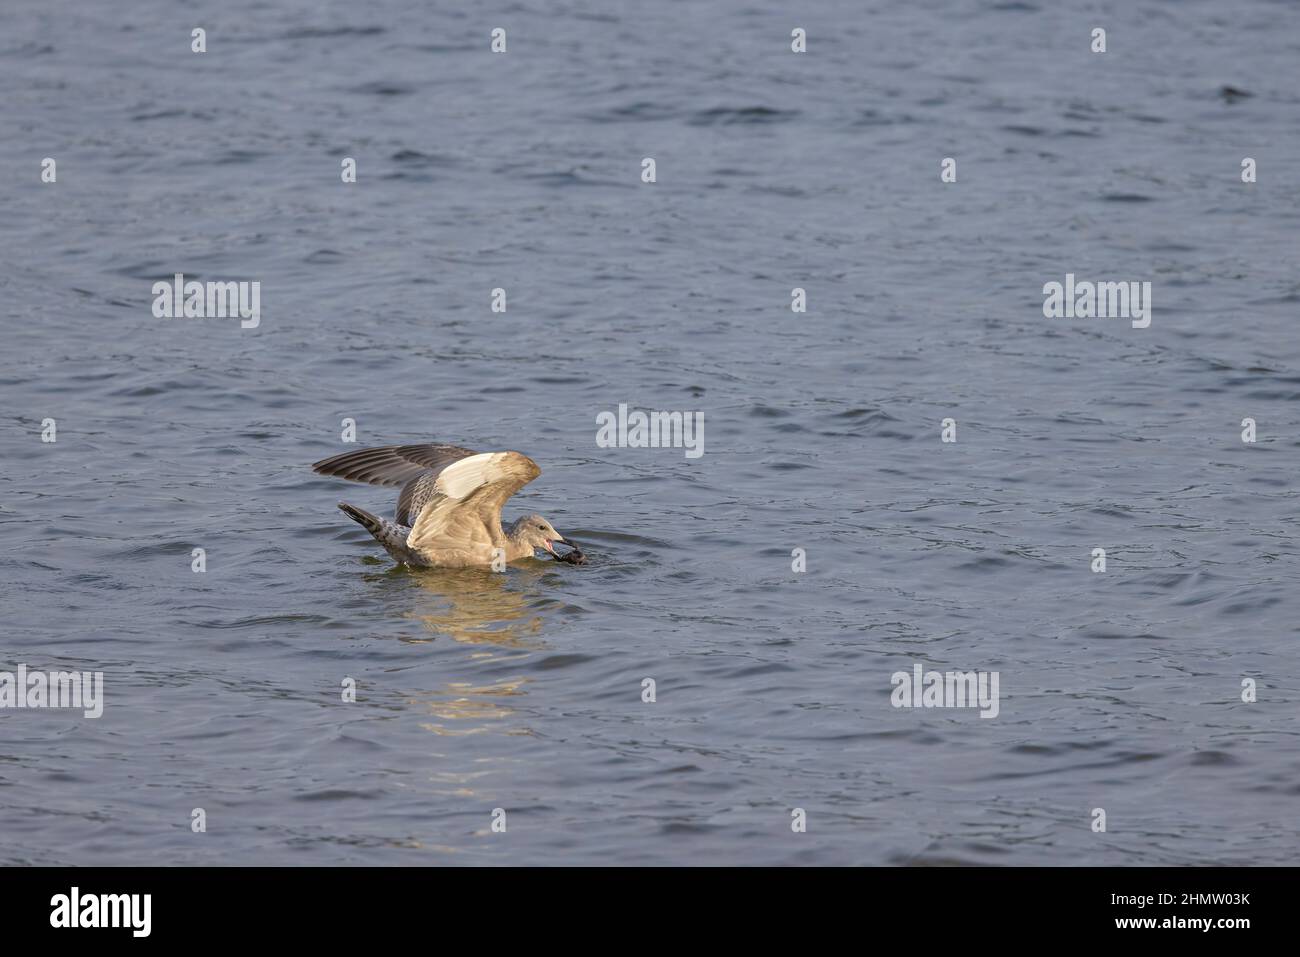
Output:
[{"left": 542, "top": 539, "right": 558, "bottom": 554}]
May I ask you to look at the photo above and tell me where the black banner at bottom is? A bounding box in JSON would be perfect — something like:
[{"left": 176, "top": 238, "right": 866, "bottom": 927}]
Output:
[{"left": 0, "top": 866, "right": 1281, "bottom": 942}]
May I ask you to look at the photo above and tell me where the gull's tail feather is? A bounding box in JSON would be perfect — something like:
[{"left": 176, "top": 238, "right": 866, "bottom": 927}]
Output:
[
  {"left": 338, "top": 502, "right": 385, "bottom": 537},
  {"left": 337, "top": 502, "right": 418, "bottom": 564}
]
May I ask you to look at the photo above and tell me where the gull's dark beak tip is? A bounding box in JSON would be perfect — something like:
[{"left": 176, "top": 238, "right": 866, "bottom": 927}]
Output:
[{"left": 550, "top": 537, "right": 588, "bottom": 565}]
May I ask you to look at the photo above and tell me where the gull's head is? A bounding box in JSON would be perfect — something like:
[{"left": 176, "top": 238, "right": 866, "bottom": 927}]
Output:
[{"left": 513, "top": 514, "right": 565, "bottom": 554}]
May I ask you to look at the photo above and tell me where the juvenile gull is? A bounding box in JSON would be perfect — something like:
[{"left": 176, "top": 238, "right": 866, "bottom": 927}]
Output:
[{"left": 312, "top": 443, "right": 568, "bottom": 568}]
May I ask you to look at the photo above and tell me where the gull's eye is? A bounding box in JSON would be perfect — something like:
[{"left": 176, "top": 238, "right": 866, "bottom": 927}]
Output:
[{"left": 537, "top": 523, "right": 545, "bottom": 530}]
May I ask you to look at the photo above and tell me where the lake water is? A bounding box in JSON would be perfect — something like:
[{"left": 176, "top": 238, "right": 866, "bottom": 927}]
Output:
[{"left": 1, "top": 0, "right": 1298, "bottom": 865}]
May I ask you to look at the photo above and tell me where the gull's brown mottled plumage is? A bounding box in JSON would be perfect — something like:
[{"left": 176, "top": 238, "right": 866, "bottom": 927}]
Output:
[
  {"left": 312, "top": 443, "right": 565, "bottom": 568},
  {"left": 313, "top": 443, "right": 478, "bottom": 524}
]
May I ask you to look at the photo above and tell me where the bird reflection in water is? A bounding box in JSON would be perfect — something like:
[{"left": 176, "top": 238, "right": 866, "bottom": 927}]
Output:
[
  {"left": 377, "top": 562, "right": 563, "bottom": 738},
  {"left": 396, "top": 562, "right": 557, "bottom": 650}
]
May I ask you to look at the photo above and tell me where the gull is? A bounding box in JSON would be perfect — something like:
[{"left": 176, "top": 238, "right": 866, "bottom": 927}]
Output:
[{"left": 311, "top": 443, "right": 568, "bottom": 568}]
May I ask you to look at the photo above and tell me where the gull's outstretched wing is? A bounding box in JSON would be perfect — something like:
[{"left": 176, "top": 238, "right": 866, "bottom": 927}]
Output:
[
  {"left": 311, "top": 443, "right": 479, "bottom": 487},
  {"left": 312, "top": 443, "right": 480, "bottom": 525},
  {"left": 406, "top": 451, "right": 540, "bottom": 552}
]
